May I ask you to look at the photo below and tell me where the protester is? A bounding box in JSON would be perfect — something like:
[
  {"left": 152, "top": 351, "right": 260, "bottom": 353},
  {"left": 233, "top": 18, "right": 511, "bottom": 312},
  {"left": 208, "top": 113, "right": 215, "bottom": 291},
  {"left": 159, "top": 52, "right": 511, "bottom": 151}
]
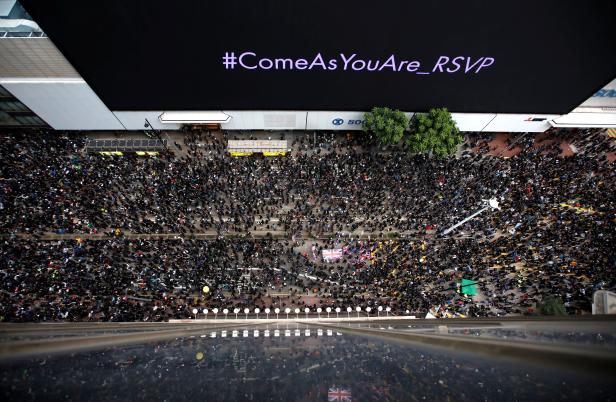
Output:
[{"left": 0, "top": 128, "right": 613, "bottom": 321}]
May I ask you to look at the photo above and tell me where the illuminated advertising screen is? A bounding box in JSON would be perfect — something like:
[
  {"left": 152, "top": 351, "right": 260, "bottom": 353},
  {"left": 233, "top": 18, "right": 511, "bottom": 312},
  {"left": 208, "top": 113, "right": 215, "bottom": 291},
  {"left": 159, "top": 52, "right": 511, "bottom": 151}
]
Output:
[{"left": 21, "top": 0, "right": 616, "bottom": 113}]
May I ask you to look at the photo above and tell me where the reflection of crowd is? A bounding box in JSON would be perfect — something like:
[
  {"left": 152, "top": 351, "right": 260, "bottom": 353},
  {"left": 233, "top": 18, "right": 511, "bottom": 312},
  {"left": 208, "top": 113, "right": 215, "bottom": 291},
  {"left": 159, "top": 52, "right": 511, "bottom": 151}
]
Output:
[
  {"left": 2, "top": 327, "right": 614, "bottom": 401},
  {"left": 447, "top": 327, "right": 616, "bottom": 347},
  {"left": 0, "top": 129, "right": 614, "bottom": 321}
]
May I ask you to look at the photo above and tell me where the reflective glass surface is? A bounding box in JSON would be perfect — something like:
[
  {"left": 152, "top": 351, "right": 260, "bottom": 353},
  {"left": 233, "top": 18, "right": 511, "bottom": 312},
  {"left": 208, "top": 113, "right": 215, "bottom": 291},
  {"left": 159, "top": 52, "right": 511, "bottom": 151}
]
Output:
[
  {"left": 349, "top": 322, "right": 616, "bottom": 348},
  {"left": 1, "top": 324, "right": 614, "bottom": 401}
]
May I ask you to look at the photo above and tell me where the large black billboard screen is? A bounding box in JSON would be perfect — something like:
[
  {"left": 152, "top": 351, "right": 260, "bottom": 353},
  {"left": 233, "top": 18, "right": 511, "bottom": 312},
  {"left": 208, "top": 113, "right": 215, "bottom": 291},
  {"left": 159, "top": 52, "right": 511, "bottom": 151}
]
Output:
[{"left": 20, "top": 0, "right": 616, "bottom": 113}]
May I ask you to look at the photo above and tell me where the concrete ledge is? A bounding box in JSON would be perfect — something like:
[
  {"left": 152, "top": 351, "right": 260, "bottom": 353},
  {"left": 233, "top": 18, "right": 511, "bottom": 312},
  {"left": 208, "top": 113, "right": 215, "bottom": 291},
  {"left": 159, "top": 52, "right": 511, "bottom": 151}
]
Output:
[{"left": 169, "top": 315, "right": 417, "bottom": 324}]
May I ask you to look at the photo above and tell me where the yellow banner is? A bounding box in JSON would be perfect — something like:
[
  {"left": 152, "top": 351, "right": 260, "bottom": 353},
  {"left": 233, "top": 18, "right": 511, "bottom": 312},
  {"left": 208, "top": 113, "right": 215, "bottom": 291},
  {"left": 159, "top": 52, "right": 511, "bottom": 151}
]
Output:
[
  {"left": 559, "top": 203, "right": 598, "bottom": 215},
  {"left": 230, "top": 152, "right": 253, "bottom": 157},
  {"left": 263, "top": 152, "right": 286, "bottom": 157}
]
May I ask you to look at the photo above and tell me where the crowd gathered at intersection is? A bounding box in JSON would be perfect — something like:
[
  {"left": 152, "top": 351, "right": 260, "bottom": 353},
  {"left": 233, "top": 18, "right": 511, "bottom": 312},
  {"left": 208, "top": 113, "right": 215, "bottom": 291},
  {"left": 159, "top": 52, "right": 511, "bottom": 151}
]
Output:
[{"left": 0, "top": 128, "right": 614, "bottom": 321}]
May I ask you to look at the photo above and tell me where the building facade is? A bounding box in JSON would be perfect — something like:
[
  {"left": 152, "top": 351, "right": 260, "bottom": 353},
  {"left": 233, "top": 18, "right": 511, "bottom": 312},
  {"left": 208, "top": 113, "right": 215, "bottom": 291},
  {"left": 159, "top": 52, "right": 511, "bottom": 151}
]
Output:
[{"left": 1, "top": 0, "right": 615, "bottom": 132}]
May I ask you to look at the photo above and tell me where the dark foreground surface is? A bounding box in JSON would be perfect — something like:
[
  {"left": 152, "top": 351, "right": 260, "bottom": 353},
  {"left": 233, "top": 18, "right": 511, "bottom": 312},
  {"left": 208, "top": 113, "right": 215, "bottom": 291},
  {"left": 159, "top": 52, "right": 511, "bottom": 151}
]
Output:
[{"left": 1, "top": 318, "right": 616, "bottom": 401}]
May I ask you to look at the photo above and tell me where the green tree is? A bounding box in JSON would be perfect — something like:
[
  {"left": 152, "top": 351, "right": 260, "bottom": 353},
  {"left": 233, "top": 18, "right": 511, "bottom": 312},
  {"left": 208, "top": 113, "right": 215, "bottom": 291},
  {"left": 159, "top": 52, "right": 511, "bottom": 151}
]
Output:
[
  {"left": 538, "top": 295, "right": 567, "bottom": 316},
  {"left": 406, "top": 107, "right": 463, "bottom": 157},
  {"left": 362, "top": 107, "right": 409, "bottom": 145}
]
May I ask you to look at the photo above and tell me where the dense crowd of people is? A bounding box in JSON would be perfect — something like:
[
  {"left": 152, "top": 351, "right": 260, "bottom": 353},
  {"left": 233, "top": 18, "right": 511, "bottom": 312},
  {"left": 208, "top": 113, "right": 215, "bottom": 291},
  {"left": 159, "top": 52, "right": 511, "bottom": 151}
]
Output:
[{"left": 0, "top": 128, "right": 614, "bottom": 321}]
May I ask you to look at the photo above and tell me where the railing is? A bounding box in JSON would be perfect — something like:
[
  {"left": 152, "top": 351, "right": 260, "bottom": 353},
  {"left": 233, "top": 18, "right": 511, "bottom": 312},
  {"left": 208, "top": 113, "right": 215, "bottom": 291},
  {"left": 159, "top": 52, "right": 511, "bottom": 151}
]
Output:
[{"left": 0, "top": 31, "right": 45, "bottom": 37}]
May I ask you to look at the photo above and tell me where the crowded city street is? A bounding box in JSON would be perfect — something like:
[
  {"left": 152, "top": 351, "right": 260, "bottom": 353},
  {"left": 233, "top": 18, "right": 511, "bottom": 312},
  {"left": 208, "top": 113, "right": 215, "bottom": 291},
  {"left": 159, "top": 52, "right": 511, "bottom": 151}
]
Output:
[{"left": 0, "top": 129, "right": 613, "bottom": 322}]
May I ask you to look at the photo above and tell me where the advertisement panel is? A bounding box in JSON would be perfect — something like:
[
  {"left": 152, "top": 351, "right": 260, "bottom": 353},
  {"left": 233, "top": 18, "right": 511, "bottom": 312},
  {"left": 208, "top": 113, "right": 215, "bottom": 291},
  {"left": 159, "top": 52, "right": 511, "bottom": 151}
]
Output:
[{"left": 21, "top": 0, "right": 616, "bottom": 114}]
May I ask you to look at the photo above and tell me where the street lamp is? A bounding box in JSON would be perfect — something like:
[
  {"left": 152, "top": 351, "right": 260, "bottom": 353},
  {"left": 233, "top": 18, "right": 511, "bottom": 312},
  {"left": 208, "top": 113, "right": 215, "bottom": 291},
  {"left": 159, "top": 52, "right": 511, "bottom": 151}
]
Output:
[
  {"left": 378, "top": 306, "right": 383, "bottom": 317},
  {"left": 335, "top": 307, "right": 341, "bottom": 318},
  {"left": 317, "top": 307, "right": 322, "bottom": 319},
  {"left": 326, "top": 307, "right": 331, "bottom": 318},
  {"left": 192, "top": 308, "right": 198, "bottom": 318},
  {"left": 213, "top": 308, "right": 218, "bottom": 320},
  {"left": 442, "top": 198, "right": 500, "bottom": 236},
  {"left": 356, "top": 306, "right": 361, "bottom": 318},
  {"left": 285, "top": 308, "right": 290, "bottom": 319},
  {"left": 366, "top": 307, "right": 372, "bottom": 316},
  {"left": 203, "top": 308, "right": 209, "bottom": 318},
  {"left": 294, "top": 308, "right": 300, "bottom": 319},
  {"left": 275, "top": 308, "right": 280, "bottom": 319},
  {"left": 234, "top": 308, "right": 239, "bottom": 319},
  {"left": 386, "top": 306, "right": 391, "bottom": 317},
  {"left": 304, "top": 307, "right": 310, "bottom": 319},
  {"left": 255, "top": 308, "right": 260, "bottom": 319},
  {"left": 244, "top": 308, "right": 249, "bottom": 320},
  {"left": 346, "top": 307, "right": 352, "bottom": 319},
  {"left": 265, "top": 308, "right": 270, "bottom": 319},
  {"left": 223, "top": 308, "right": 229, "bottom": 319}
]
